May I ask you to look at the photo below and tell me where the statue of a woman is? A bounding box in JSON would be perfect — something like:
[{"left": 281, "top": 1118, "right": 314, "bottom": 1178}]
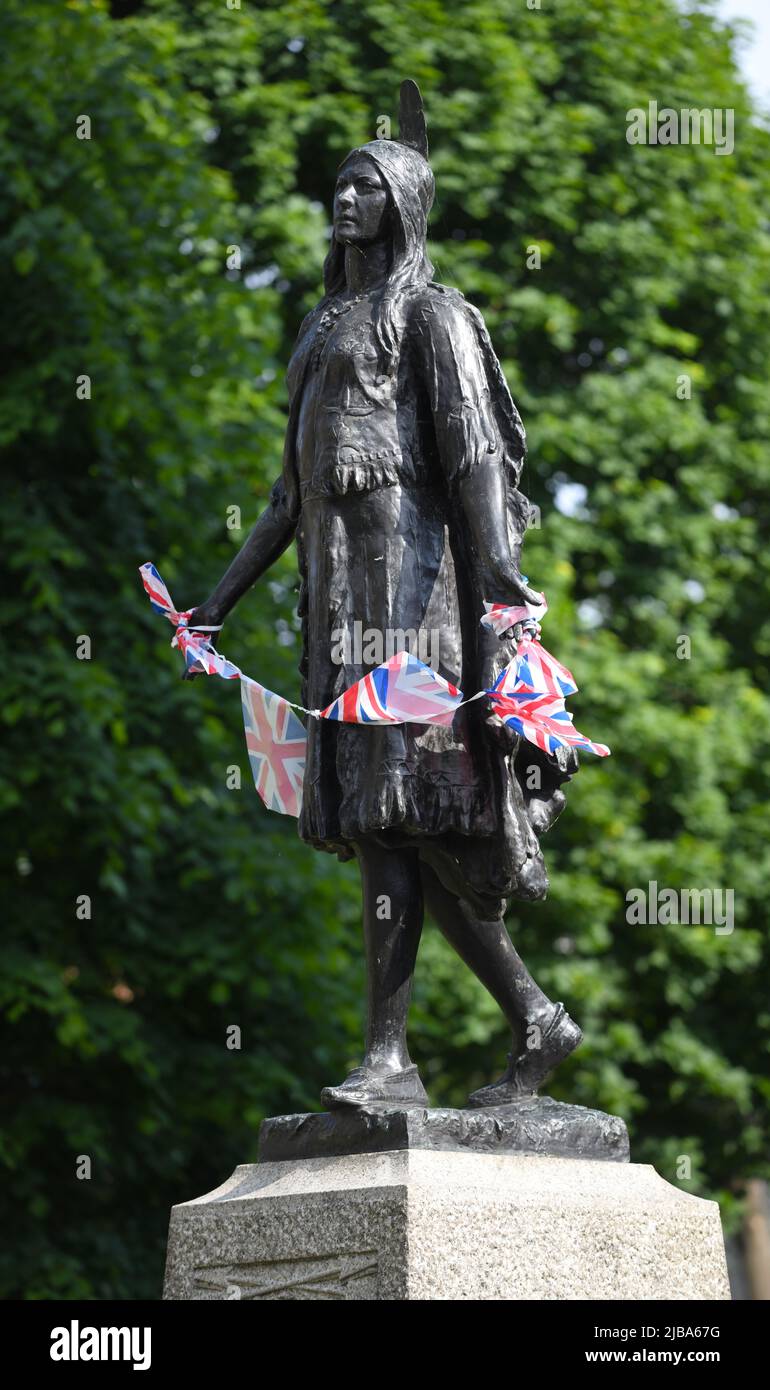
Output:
[{"left": 185, "top": 82, "right": 583, "bottom": 1110}]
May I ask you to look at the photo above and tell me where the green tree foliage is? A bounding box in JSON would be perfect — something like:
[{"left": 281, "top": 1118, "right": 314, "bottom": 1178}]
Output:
[{"left": 2, "top": 0, "right": 768, "bottom": 1296}]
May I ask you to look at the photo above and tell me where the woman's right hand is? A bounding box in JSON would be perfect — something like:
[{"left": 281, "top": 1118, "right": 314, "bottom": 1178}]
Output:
[{"left": 180, "top": 601, "right": 225, "bottom": 681}]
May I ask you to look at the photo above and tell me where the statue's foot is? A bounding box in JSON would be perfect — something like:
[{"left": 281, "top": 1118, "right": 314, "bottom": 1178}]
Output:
[
  {"left": 465, "top": 1003, "right": 583, "bottom": 1108},
  {"left": 321, "top": 1061, "right": 428, "bottom": 1111}
]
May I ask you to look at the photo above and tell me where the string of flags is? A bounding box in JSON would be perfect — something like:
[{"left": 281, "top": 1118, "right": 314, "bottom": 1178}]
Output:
[{"left": 140, "top": 562, "right": 609, "bottom": 818}]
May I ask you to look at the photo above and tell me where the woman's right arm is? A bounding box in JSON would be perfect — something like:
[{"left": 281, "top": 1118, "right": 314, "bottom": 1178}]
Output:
[{"left": 186, "top": 476, "right": 298, "bottom": 631}]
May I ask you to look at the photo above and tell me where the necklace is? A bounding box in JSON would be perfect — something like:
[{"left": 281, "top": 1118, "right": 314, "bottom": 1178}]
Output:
[{"left": 310, "top": 290, "right": 368, "bottom": 369}]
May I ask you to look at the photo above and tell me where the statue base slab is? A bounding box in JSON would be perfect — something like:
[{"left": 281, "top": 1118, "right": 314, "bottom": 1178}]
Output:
[
  {"left": 257, "top": 1098, "right": 630, "bottom": 1163},
  {"left": 162, "top": 1147, "right": 729, "bottom": 1301}
]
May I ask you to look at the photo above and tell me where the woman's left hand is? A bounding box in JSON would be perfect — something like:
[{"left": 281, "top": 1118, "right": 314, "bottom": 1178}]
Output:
[
  {"left": 490, "top": 569, "right": 544, "bottom": 611},
  {"left": 487, "top": 571, "right": 545, "bottom": 640},
  {"left": 180, "top": 601, "right": 225, "bottom": 681}
]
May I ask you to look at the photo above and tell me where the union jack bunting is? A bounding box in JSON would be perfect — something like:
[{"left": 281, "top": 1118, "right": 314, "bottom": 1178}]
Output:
[
  {"left": 139, "top": 562, "right": 240, "bottom": 680},
  {"left": 173, "top": 626, "right": 241, "bottom": 681},
  {"left": 139, "top": 561, "right": 190, "bottom": 625},
  {"left": 483, "top": 593, "right": 610, "bottom": 758},
  {"left": 488, "top": 689, "right": 611, "bottom": 758},
  {"left": 493, "top": 635, "right": 578, "bottom": 700},
  {"left": 241, "top": 677, "right": 307, "bottom": 817},
  {"left": 480, "top": 594, "right": 547, "bottom": 637},
  {"left": 140, "top": 563, "right": 610, "bottom": 822},
  {"left": 319, "top": 651, "right": 462, "bottom": 726}
]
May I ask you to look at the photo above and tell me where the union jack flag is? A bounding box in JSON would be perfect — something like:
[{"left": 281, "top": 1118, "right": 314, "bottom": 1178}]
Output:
[
  {"left": 241, "top": 677, "right": 307, "bottom": 817},
  {"left": 140, "top": 561, "right": 190, "bottom": 624},
  {"left": 480, "top": 594, "right": 547, "bottom": 637},
  {"left": 488, "top": 689, "right": 610, "bottom": 758},
  {"left": 319, "top": 651, "right": 462, "bottom": 726},
  {"left": 139, "top": 561, "right": 240, "bottom": 680},
  {"left": 493, "top": 634, "right": 578, "bottom": 700},
  {"left": 483, "top": 594, "right": 610, "bottom": 758}
]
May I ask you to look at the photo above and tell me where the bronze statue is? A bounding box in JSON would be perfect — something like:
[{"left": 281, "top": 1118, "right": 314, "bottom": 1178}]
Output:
[{"left": 185, "top": 82, "right": 583, "bottom": 1111}]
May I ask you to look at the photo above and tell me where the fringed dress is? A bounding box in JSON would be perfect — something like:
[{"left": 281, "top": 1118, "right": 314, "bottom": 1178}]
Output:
[{"left": 269, "top": 281, "right": 575, "bottom": 915}]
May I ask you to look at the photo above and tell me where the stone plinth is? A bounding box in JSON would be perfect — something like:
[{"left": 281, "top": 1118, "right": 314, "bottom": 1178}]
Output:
[{"left": 163, "top": 1144, "right": 729, "bottom": 1301}]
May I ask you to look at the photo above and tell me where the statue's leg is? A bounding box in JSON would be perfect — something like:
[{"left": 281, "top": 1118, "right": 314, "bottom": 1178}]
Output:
[
  {"left": 357, "top": 840, "right": 423, "bottom": 1071},
  {"left": 419, "top": 861, "right": 552, "bottom": 1045},
  {"left": 320, "top": 841, "right": 428, "bottom": 1110},
  {"left": 419, "top": 861, "right": 583, "bottom": 1104}
]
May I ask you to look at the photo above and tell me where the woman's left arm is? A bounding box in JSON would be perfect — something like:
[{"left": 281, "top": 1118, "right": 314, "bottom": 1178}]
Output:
[
  {"left": 456, "top": 455, "right": 542, "bottom": 608},
  {"left": 411, "top": 289, "right": 539, "bottom": 609}
]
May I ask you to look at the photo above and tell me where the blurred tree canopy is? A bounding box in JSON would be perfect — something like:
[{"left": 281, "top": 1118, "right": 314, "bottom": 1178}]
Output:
[{"left": 1, "top": 0, "right": 769, "bottom": 1297}]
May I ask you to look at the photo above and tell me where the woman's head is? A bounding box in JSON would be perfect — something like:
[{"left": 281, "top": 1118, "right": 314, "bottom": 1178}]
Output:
[
  {"left": 332, "top": 154, "right": 391, "bottom": 247},
  {"left": 323, "top": 139, "right": 435, "bottom": 365}
]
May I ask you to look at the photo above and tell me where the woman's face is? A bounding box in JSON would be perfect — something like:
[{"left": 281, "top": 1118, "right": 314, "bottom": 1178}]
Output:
[{"left": 333, "top": 155, "right": 390, "bottom": 245}]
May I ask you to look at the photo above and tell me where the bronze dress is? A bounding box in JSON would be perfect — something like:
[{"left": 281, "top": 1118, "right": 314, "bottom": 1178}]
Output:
[{"left": 270, "top": 280, "right": 574, "bottom": 915}]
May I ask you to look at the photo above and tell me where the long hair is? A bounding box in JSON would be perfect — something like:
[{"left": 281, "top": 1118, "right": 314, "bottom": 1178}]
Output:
[{"left": 321, "top": 139, "right": 435, "bottom": 369}]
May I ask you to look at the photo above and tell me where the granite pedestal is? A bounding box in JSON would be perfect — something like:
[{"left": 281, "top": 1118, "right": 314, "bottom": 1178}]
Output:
[{"left": 162, "top": 1101, "right": 729, "bottom": 1301}]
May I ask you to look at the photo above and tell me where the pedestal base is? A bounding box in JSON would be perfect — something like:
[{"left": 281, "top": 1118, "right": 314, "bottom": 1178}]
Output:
[
  {"left": 258, "top": 1097, "right": 629, "bottom": 1163},
  {"left": 163, "top": 1147, "right": 729, "bottom": 1301}
]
